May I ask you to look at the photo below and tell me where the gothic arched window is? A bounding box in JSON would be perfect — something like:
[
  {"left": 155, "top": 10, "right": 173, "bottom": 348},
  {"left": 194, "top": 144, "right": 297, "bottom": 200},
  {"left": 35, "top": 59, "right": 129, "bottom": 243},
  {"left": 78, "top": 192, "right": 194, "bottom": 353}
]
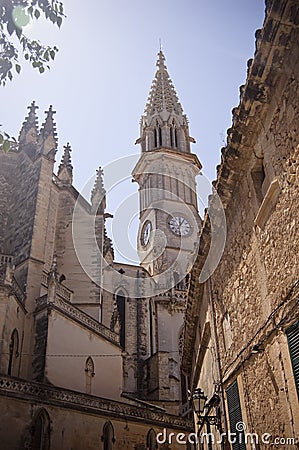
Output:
[
  {"left": 174, "top": 127, "right": 178, "bottom": 147},
  {"left": 147, "top": 429, "right": 157, "bottom": 450},
  {"left": 170, "top": 120, "right": 177, "bottom": 149},
  {"left": 31, "top": 409, "right": 51, "bottom": 450},
  {"left": 85, "top": 356, "right": 95, "bottom": 394},
  {"left": 170, "top": 126, "right": 173, "bottom": 147},
  {"left": 102, "top": 421, "right": 115, "bottom": 450},
  {"left": 116, "top": 290, "right": 126, "bottom": 349},
  {"left": 8, "top": 328, "right": 19, "bottom": 376},
  {"left": 158, "top": 125, "right": 162, "bottom": 147}
]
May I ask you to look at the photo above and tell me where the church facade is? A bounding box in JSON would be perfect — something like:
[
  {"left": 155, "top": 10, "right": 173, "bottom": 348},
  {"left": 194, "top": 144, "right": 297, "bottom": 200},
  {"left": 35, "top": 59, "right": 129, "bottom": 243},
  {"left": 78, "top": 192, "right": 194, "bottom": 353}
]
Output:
[{"left": 0, "top": 51, "right": 198, "bottom": 449}]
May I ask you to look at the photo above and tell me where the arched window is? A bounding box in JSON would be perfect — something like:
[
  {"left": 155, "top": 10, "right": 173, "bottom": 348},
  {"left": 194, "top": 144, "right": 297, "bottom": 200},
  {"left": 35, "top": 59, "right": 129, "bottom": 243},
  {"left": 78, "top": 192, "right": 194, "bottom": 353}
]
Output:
[
  {"left": 158, "top": 125, "right": 162, "bottom": 147},
  {"left": 85, "top": 356, "right": 95, "bottom": 394},
  {"left": 31, "top": 409, "right": 51, "bottom": 450},
  {"left": 174, "top": 271, "right": 185, "bottom": 291},
  {"left": 8, "top": 328, "right": 19, "bottom": 376},
  {"left": 147, "top": 429, "right": 157, "bottom": 450},
  {"left": 170, "top": 126, "right": 173, "bottom": 147},
  {"left": 116, "top": 290, "right": 126, "bottom": 349},
  {"left": 174, "top": 128, "right": 178, "bottom": 147},
  {"left": 154, "top": 120, "right": 162, "bottom": 148},
  {"left": 102, "top": 421, "right": 115, "bottom": 450},
  {"left": 170, "top": 120, "right": 177, "bottom": 149},
  {"left": 154, "top": 128, "right": 158, "bottom": 148}
]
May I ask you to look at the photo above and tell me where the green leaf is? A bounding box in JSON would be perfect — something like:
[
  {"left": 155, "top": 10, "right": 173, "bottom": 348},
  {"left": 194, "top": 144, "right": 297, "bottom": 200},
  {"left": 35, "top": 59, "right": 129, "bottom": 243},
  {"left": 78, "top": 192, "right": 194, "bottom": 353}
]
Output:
[
  {"left": 25, "top": 53, "right": 29, "bottom": 60},
  {"left": 0, "top": 134, "right": 3, "bottom": 144},
  {"left": 57, "top": 16, "right": 62, "bottom": 28},
  {"left": 39, "top": 66, "right": 45, "bottom": 73},
  {"left": 27, "top": 6, "right": 33, "bottom": 17},
  {"left": 7, "top": 20, "right": 15, "bottom": 36},
  {"left": 2, "top": 140, "right": 11, "bottom": 153},
  {"left": 50, "top": 50, "right": 55, "bottom": 60},
  {"left": 15, "top": 26, "right": 22, "bottom": 39},
  {"left": 34, "top": 9, "right": 40, "bottom": 19},
  {"left": 15, "top": 64, "right": 21, "bottom": 74},
  {"left": 8, "top": 71, "right": 12, "bottom": 81}
]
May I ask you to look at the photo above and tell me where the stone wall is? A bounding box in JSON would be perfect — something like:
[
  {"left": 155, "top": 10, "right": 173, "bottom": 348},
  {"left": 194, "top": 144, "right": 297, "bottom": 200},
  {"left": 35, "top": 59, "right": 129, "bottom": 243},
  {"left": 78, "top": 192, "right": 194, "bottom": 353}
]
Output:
[
  {"left": 183, "top": 0, "right": 299, "bottom": 447},
  {"left": 0, "top": 376, "right": 193, "bottom": 450}
]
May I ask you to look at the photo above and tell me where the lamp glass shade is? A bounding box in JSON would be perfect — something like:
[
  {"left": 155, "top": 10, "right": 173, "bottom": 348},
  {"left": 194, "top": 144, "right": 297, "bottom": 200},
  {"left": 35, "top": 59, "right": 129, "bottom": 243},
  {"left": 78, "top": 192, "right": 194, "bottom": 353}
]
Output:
[{"left": 192, "top": 388, "right": 207, "bottom": 414}]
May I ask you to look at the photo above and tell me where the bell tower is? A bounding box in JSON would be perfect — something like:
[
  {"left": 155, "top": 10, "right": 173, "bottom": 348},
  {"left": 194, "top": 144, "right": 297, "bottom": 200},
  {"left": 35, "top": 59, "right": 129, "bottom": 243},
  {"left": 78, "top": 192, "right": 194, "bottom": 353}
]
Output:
[
  {"left": 132, "top": 51, "right": 202, "bottom": 407},
  {"left": 133, "top": 51, "right": 202, "bottom": 283}
]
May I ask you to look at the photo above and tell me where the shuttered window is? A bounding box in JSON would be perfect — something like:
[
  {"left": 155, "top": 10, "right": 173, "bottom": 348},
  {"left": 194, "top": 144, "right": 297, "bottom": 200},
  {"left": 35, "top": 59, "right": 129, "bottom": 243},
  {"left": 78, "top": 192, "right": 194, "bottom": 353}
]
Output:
[
  {"left": 286, "top": 320, "right": 299, "bottom": 399},
  {"left": 226, "top": 380, "right": 246, "bottom": 450}
]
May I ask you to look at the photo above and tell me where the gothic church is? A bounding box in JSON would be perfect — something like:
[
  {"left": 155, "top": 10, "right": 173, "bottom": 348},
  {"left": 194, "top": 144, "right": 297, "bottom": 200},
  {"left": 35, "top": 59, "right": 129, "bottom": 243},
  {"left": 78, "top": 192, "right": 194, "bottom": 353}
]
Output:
[{"left": 0, "top": 51, "right": 198, "bottom": 449}]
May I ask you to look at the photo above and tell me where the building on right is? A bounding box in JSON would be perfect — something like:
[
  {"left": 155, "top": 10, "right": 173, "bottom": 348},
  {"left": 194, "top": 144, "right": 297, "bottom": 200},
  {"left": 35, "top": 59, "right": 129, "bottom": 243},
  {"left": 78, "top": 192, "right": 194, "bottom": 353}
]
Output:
[{"left": 182, "top": 0, "right": 299, "bottom": 448}]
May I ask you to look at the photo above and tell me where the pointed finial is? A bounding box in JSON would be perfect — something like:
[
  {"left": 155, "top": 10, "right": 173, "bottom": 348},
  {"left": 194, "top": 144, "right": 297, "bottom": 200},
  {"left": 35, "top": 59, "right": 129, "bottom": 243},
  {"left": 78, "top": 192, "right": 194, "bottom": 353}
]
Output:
[
  {"left": 38, "top": 104, "right": 58, "bottom": 157},
  {"left": 60, "top": 142, "right": 72, "bottom": 168},
  {"left": 58, "top": 142, "right": 73, "bottom": 183},
  {"left": 18, "top": 100, "right": 39, "bottom": 143},
  {"left": 28, "top": 100, "right": 38, "bottom": 115},
  {"left": 159, "top": 38, "right": 162, "bottom": 51},
  {"left": 50, "top": 252, "right": 57, "bottom": 272},
  {"left": 156, "top": 50, "right": 167, "bottom": 70},
  {"left": 91, "top": 166, "right": 106, "bottom": 212},
  {"left": 48, "top": 252, "right": 58, "bottom": 283},
  {"left": 41, "top": 105, "right": 57, "bottom": 129}
]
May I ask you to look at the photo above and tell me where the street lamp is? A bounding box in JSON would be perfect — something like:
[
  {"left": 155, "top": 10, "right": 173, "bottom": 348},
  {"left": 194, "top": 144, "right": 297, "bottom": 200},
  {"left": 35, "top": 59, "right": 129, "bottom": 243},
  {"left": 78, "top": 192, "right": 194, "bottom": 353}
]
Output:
[
  {"left": 191, "top": 388, "right": 222, "bottom": 449},
  {"left": 191, "top": 387, "right": 207, "bottom": 416}
]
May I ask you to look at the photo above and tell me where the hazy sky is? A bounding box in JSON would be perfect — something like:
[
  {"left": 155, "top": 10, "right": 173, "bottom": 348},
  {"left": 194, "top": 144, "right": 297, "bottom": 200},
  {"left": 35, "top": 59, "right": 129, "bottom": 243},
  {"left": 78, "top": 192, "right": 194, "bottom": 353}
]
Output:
[{"left": 1, "top": 0, "right": 265, "bottom": 262}]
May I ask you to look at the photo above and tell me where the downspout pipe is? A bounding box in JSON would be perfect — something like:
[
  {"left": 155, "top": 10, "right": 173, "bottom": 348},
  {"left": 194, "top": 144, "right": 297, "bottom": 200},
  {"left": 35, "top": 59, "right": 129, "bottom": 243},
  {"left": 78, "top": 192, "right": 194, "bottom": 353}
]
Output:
[{"left": 208, "top": 277, "right": 230, "bottom": 449}]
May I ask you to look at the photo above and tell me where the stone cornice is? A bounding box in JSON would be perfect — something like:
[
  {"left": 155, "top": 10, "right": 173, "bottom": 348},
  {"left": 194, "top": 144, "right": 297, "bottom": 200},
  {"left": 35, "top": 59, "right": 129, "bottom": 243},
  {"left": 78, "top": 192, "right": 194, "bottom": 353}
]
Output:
[
  {"left": 132, "top": 148, "right": 202, "bottom": 181},
  {"left": 0, "top": 376, "right": 194, "bottom": 431},
  {"left": 213, "top": 0, "right": 297, "bottom": 209},
  {"left": 37, "top": 275, "right": 120, "bottom": 347}
]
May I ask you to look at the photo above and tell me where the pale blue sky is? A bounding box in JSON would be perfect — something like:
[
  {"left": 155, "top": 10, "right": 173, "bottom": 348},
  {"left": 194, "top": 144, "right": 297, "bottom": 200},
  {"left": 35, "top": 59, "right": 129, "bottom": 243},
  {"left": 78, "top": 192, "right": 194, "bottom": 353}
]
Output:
[{"left": 1, "top": 0, "right": 265, "bottom": 262}]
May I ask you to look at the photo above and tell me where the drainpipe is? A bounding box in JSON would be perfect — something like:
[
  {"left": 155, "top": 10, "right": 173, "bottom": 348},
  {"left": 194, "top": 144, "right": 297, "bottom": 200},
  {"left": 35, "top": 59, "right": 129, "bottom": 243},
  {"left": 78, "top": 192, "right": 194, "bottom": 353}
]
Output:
[{"left": 208, "top": 277, "right": 229, "bottom": 449}]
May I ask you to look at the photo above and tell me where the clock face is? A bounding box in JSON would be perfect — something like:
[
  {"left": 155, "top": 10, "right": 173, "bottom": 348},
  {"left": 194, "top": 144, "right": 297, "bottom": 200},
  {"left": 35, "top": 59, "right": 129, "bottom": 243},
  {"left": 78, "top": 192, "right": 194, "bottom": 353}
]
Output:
[
  {"left": 169, "top": 216, "right": 191, "bottom": 236},
  {"left": 141, "top": 221, "right": 152, "bottom": 246}
]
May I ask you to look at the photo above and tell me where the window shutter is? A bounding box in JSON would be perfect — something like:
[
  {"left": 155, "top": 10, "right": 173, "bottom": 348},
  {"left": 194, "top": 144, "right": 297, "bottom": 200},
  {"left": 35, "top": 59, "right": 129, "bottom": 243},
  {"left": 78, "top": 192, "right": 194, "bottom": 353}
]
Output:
[
  {"left": 226, "top": 380, "right": 246, "bottom": 450},
  {"left": 286, "top": 320, "right": 299, "bottom": 399}
]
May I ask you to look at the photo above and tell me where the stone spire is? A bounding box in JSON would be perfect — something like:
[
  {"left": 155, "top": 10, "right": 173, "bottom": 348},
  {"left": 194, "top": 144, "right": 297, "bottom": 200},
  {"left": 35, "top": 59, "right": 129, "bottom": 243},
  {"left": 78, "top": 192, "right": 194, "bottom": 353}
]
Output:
[
  {"left": 91, "top": 167, "right": 106, "bottom": 214},
  {"left": 18, "top": 101, "right": 39, "bottom": 159},
  {"left": 38, "top": 105, "right": 58, "bottom": 159},
  {"left": 136, "top": 50, "right": 195, "bottom": 153},
  {"left": 145, "top": 51, "right": 184, "bottom": 118},
  {"left": 58, "top": 142, "right": 73, "bottom": 185}
]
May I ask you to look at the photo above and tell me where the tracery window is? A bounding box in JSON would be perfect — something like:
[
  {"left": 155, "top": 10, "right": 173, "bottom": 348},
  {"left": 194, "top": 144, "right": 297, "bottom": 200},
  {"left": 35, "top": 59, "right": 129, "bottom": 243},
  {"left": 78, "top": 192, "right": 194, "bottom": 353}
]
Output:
[
  {"left": 8, "top": 328, "right": 19, "bottom": 376},
  {"left": 116, "top": 290, "right": 126, "bottom": 349},
  {"left": 31, "top": 409, "right": 51, "bottom": 450},
  {"left": 85, "top": 356, "right": 95, "bottom": 394},
  {"left": 102, "top": 421, "right": 115, "bottom": 450},
  {"left": 146, "top": 429, "right": 157, "bottom": 450}
]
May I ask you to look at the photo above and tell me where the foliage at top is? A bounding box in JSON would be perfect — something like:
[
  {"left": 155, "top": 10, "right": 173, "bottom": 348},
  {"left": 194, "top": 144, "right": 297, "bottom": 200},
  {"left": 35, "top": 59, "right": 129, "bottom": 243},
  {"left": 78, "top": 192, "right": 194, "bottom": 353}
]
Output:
[
  {"left": 0, "top": 0, "right": 65, "bottom": 86},
  {"left": 0, "top": 1, "right": 64, "bottom": 153}
]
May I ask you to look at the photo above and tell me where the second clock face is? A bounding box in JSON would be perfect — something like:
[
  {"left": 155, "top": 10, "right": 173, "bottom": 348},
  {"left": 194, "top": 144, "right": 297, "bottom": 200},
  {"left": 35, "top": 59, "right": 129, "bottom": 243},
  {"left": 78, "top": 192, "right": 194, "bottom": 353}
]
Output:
[
  {"left": 141, "top": 221, "right": 152, "bottom": 246},
  {"left": 169, "top": 216, "right": 191, "bottom": 236}
]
